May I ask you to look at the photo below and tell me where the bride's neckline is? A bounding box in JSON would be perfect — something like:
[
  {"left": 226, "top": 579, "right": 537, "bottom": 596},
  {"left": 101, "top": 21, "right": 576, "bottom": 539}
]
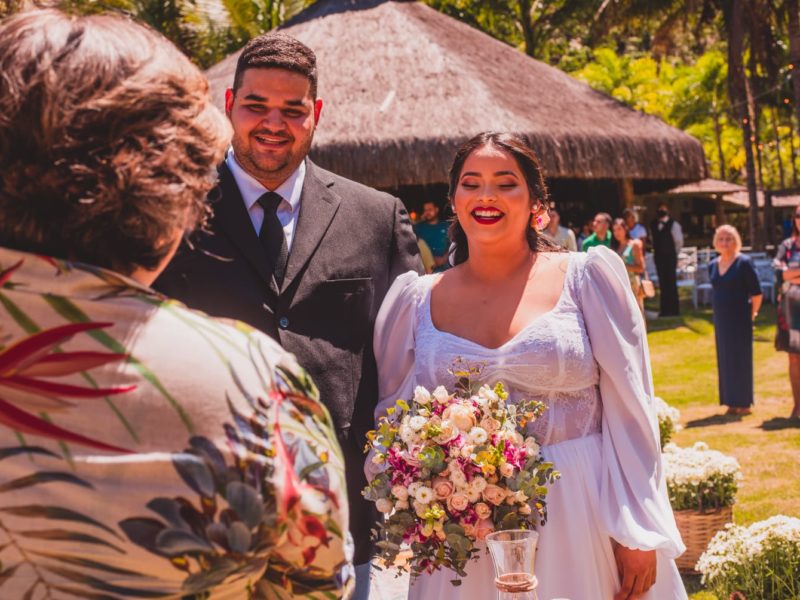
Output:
[{"left": 424, "top": 253, "right": 575, "bottom": 351}]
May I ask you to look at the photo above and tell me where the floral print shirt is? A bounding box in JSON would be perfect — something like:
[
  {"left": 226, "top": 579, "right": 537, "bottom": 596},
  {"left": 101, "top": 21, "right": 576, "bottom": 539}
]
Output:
[{"left": 0, "top": 247, "right": 352, "bottom": 599}]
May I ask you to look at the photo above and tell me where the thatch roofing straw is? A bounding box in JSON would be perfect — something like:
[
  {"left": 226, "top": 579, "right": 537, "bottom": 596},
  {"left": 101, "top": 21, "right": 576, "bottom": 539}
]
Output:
[
  {"left": 666, "top": 178, "right": 747, "bottom": 196},
  {"left": 724, "top": 190, "right": 800, "bottom": 209},
  {"left": 206, "top": 0, "right": 707, "bottom": 188}
]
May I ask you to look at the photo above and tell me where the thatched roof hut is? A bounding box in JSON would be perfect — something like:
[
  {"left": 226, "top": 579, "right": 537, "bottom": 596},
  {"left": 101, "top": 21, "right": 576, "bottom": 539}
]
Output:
[{"left": 205, "top": 0, "right": 706, "bottom": 191}]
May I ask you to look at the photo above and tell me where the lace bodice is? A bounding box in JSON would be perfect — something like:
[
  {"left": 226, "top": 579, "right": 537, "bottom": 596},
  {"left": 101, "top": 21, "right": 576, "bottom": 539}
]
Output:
[{"left": 413, "top": 253, "right": 602, "bottom": 446}]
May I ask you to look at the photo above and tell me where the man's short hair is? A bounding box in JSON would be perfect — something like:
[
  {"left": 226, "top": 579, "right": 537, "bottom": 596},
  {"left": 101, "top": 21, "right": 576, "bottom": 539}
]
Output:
[
  {"left": 595, "top": 212, "right": 612, "bottom": 226},
  {"left": 233, "top": 33, "right": 318, "bottom": 98}
]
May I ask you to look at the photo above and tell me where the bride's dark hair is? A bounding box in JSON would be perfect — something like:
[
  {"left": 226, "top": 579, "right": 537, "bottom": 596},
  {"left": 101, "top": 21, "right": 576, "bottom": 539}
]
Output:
[{"left": 447, "top": 131, "right": 560, "bottom": 265}]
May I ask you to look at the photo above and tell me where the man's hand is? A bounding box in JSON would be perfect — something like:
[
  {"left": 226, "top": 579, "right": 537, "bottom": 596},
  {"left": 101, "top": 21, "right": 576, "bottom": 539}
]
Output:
[{"left": 613, "top": 542, "right": 657, "bottom": 600}]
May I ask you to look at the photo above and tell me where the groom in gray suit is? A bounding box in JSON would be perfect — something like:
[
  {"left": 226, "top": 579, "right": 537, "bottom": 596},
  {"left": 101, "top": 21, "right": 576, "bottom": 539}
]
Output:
[{"left": 155, "top": 33, "right": 422, "bottom": 598}]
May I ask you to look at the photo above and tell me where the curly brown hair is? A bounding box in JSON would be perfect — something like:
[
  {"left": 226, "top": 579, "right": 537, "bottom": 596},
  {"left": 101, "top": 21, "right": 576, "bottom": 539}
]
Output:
[{"left": 0, "top": 9, "right": 230, "bottom": 275}]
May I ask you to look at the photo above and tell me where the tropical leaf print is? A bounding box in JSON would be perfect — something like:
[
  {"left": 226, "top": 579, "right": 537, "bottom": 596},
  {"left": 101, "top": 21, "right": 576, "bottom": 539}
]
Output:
[
  {"left": 120, "top": 378, "right": 345, "bottom": 597},
  {"left": 0, "top": 322, "right": 134, "bottom": 453},
  {"left": 0, "top": 260, "right": 23, "bottom": 288}
]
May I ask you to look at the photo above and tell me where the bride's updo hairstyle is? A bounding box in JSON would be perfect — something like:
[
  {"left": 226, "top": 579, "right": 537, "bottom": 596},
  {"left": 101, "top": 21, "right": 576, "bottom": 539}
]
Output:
[{"left": 447, "top": 131, "right": 559, "bottom": 266}]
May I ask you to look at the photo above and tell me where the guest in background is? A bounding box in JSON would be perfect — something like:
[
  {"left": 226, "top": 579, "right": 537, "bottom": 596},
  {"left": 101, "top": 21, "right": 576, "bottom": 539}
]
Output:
[
  {"left": 414, "top": 200, "right": 451, "bottom": 271},
  {"left": 710, "top": 225, "right": 762, "bottom": 416},
  {"left": 651, "top": 202, "right": 684, "bottom": 316},
  {"left": 576, "top": 218, "right": 592, "bottom": 249},
  {"left": 581, "top": 212, "right": 612, "bottom": 251},
  {"left": 774, "top": 204, "right": 800, "bottom": 419},
  {"left": 624, "top": 208, "right": 648, "bottom": 245},
  {"left": 0, "top": 9, "right": 351, "bottom": 597},
  {"left": 544, "top": 205, "right": 577, "bottom": 251},
  {"left": 612, "top": 218, "right": 646, "bottom": 318}
]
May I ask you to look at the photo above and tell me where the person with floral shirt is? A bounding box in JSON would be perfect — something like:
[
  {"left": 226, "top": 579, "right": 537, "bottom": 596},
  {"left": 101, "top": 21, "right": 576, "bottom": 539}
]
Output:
[{"left": 0, "top": 9, "right": 352, "bottom": 599}]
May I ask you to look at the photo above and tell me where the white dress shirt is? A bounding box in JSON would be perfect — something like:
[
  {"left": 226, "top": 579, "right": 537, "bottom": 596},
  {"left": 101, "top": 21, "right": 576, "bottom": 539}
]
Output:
[
  {"left": 225, "top": 149, "right": 305, "bottom": 252},
  {"left": 658, "top": 216, "right": 684, "bottom": 254}
]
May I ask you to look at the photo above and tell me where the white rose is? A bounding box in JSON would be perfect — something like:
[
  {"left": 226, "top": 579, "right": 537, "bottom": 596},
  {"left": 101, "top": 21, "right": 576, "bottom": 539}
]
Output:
[
  {"left": 519, "top": 503, "right": 532, "bottom": 515},
  {"left": 478, "top": 385, "right": 499, "bottom": 403},
  {"left": 470, "top": 477, "right": 488, "bottom": 493},
  {"left": 409, "top": 415, "right": 427, "bottom": 431},
  {"left": 524, "top": 437, "right": 540, "bottom": 456},
  {"left": 376, "top": 498, "right": 394, "bottom": 513},
  {"left": 432, "top": 385, "right": 450, "bottom": 404},
  {"left": 449, "top": 469, "right": 467, "bottom": 487},
  {"left": 446, "top": 404, "right": 477, "bottom": 431},
  {"left": 473, "top": 394, "right": 488, "bottom": 407},
  {"left": 391, "top": 485, "right": 409, "bottom": 501},
  {"left": 415, "top": 486, "right": 435, "bottom": 504},
  {"left": 468, "top": 427, "right": 488, "bottom": 444},
  {"left": 433, "top": 420, "right": 459, "bottom": 444},
  {"left": 499, "top": 462, "right": 515, "bottom": 478},
  {"left": 414, "top": 386, "right": 432, "bottom": 405}
]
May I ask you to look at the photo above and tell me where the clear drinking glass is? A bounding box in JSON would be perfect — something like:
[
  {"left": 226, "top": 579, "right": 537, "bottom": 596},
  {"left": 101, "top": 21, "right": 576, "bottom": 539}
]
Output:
[{"left": 486, "top": 529, "right": 539, "bottom": 600}]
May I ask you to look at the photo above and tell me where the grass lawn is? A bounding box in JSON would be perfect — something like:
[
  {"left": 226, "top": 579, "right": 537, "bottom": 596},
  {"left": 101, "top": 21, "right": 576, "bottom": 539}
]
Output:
[{"left": 645, "top": 295, "right": 800, "bottom": 598}]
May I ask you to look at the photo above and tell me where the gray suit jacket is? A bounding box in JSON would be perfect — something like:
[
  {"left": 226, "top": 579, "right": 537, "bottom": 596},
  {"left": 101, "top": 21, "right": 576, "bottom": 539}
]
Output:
[{"left": 155, "top": 160, "right": 422, "bottom": 562}]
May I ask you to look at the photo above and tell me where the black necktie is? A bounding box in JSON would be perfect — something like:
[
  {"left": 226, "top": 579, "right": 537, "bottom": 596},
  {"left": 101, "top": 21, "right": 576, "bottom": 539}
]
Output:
[{"left": 257, "top": 191, "right": 288, "bottom": 286}]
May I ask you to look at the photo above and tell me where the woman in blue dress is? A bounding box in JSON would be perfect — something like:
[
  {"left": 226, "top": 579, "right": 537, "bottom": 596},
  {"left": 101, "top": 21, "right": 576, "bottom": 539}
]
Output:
[{"left": 710, "top": 225, "right": 763, "bottom": 415}]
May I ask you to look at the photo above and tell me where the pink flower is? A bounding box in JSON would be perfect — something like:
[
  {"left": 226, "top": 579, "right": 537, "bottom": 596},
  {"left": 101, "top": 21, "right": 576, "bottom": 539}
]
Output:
[
  {"left": 447, "top": 493, "right": 469, "bottom": 513},
  {"left": 433, "top": 477, "right": 455, "bottom": 500},
  {"left": 474, "top": 502, "right": 492, "bottom": 520},
  {"left": 475, "top": 517, "right": 495, "bottom": 540},
  {"left": 462, "top": 522, "right": 476, "bottom": 538},
  {"left": 482, "top": 484, "right": 506, "bottom": 506}
]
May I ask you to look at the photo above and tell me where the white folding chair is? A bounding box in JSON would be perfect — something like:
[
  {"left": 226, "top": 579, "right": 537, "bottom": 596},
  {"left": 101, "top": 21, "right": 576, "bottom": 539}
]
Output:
[
  {"left": 693, "top": 262, "right": 712, "bottom": 308},
  {"left": 645, "top": 252, "right": 659, "bottom": 286},
  {"left": 752, "top": 259, "right": 776, "bottom": 303}
]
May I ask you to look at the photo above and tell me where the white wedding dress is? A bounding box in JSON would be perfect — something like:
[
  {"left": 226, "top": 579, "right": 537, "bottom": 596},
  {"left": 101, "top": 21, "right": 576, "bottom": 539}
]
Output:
[{"left": 372, "top": 246, "right": 687, "bottom": 600}]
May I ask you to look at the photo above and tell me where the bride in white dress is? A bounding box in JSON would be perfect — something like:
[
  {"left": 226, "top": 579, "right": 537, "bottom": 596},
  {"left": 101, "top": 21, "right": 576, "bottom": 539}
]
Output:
[{"left": 370, "top": 132, "right": 687, "bottom": 600}]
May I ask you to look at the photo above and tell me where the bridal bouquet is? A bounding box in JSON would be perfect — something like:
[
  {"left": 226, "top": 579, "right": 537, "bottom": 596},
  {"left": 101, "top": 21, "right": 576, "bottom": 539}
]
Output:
[{"left": 363, "top": 363, "right": 559, "bottom": 582}]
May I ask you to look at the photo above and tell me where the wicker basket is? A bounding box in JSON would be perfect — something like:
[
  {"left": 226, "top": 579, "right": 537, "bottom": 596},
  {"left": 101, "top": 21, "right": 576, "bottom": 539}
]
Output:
[{"left": 674, "top": 505, "right": 733, "bottom": 572}]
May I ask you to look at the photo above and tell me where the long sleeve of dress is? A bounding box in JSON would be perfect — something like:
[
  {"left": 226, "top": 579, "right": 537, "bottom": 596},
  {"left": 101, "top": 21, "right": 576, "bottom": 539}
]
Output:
[
  {"left": 580, "top": 246, "right": 685, "bottom": 558},
  {"left": 366, "top": 270, "right": 420, "bottom": 479}
]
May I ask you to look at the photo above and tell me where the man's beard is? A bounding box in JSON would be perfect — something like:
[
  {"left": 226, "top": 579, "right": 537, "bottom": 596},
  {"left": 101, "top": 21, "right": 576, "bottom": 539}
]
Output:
[{"left": 232, "top": 130, "right": 314, "bottom": 182}]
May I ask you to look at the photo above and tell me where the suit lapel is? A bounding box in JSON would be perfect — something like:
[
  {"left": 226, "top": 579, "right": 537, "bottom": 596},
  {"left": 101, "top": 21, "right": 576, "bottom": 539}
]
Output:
[
  {"left": 213, "top": 163, "right": 279, "bottom": 295},
  {"left": 282, "top": 162, "right": 341, "bottom": 292}
]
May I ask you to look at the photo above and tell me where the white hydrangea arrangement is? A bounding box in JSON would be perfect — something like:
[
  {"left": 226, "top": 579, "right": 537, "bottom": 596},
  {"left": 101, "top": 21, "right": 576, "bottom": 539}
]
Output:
[
  {"left": 653, "top": 396, "right": 681, "bottom": 446},
  {"left": 662, "top": 441, "right": 741, "bottom": 511},
  {"left": 697, "top": 515, "right": 800, "bottom": 599}
]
